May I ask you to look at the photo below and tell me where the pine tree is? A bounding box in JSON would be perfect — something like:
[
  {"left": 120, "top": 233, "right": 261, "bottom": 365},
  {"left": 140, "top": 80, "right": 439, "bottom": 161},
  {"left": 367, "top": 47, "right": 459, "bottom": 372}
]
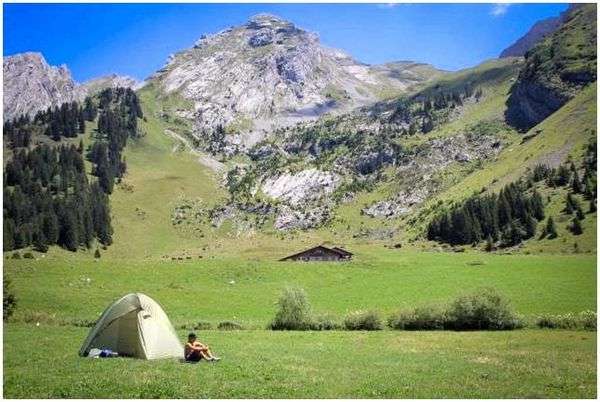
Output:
[
  {"left": 530, "top": 190, "right": 545, "bottom": 220},
  {"left": 545, "top": 216, "right": 558, "bottom": 239},
  {"left": 565, "top": 193, "right": 577, "bottom": 214},
  {"left": 524, "top": 213, "right": 537, "bottom": 237},
  {"left": 571, "top": 169, "right": 583, "bottom": 193},
  {"left": 570, "top": 217, "right": 583, "bottom": 235},
  {"left": 3, "top": 219, "right": 15, "bottom": 251}
]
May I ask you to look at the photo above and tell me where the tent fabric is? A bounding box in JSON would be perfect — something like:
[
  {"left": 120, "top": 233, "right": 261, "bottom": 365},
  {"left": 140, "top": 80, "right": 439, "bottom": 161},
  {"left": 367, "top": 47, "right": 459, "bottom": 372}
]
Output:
[{"left": 79, "top": 293, "right": 183, "bottom": 360}]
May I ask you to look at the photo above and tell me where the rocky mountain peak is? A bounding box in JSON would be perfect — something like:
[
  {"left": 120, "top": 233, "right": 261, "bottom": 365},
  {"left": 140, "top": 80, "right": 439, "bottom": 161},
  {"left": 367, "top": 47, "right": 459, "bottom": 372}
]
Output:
[
  {"left": 3, "top": 52, "right": 82, "bottom": 121},
  {"left": 3, "top": 52, "right": 139, "bottom": 122},
  {"left": 152, "top": 14, "right": 442, "bottom": 151}
]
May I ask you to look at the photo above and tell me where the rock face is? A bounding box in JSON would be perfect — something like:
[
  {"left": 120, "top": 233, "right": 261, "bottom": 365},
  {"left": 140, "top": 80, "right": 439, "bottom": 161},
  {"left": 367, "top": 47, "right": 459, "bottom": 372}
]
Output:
[
  {"left": 3, "top": 52, "right": 83, "bottom": 121},
  {"left": 150, "top": 14, "right": 442, "bottom": 150},
  {"left": 505, "top": 4, "right": 597, "bottom": 131},
  {"left": 3, "top": 52, "right": 138, "bottom": 121},
  {"left": 499, "top": 14, "right": 563, "bottom": 58},
  {"left": 262, "top": 168, "right": 340, "bottom": 207}
]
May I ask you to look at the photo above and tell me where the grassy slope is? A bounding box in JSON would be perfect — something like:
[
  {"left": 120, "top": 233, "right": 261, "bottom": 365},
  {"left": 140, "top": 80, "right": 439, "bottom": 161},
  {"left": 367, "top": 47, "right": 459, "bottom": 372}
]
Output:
[
  {"left": 4, "top": 325, "right": 595, "bottom": 398},
  {"left": 97, "top": 85, "right": 227, "bottom": 260},
  {"left": 413, "top": 83, "right": 597, "bottom": 252},
  {"left": 322, "top": 59, "right": 523, "bottom": 239}
]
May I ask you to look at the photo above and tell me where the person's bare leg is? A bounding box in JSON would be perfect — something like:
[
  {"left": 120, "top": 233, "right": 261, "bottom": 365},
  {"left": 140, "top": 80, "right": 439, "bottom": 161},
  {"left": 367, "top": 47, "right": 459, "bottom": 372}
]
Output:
[
  {"left": 199, "top": 350, "right": 212, "bottom": 360},
  {"left": 203, "top": 348, "right": 220, "bottom": 361}
]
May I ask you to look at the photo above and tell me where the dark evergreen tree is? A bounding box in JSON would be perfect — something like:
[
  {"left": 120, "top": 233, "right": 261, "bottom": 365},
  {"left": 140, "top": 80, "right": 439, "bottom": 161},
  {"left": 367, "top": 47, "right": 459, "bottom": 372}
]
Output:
[
  {"left": 570, "top": 216, "right": 583, "bottom": 235},
  {"left": 545, "top": 216, "right": 558, "bottom": 239}
]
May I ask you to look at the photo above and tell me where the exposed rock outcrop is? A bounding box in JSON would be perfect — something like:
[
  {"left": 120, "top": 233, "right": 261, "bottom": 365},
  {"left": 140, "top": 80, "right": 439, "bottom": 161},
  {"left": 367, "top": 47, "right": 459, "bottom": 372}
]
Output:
[
  {"left": 4, "top": 52, "right": 138, "bottom": 121},
  {"left": 262, "top": 168, "right": 340, "bottom": 206},
  {"left": 3, "top": 52, "right": 83, "bottom": 121},
  {"left": 505, "top": 4, "right": 596, "bottom": 131},
  {"left": 150, "top": 14, "right": 442, "bottom": 152}
]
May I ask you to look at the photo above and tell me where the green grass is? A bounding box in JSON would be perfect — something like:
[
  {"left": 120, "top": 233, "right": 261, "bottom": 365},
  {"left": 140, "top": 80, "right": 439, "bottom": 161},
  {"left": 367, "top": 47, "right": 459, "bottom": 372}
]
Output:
[
  {"left": 99, "top": 85, "right": 227, "bottom": 260},
  {"left": 4, "top": 324, "right": 596, "bottom": 398},
  {"left": 4, "top": 249, "right": 595, "bottom": 327}
]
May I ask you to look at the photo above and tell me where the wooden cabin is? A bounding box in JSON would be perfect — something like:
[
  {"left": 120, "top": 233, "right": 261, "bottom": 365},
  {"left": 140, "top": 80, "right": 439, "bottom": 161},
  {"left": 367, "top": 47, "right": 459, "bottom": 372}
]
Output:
[{"left": 280, "top": 245, "right": 353, "bottom": 262}]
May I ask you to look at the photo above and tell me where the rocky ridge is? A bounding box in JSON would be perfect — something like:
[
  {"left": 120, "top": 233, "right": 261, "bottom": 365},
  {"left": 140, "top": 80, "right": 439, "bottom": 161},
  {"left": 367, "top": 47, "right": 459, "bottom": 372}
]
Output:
[
  {"left": 150, "top": 14, "right": 442, "bottom": 151},
  {"left": 3, "top": 52, "right": 138, "bottom": 121}
]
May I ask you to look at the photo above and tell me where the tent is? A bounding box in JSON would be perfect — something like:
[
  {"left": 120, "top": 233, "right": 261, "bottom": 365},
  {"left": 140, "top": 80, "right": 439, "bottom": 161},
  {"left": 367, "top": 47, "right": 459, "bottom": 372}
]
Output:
[{"left": 79, "top": 293, "right": 183, "bottom": 360}]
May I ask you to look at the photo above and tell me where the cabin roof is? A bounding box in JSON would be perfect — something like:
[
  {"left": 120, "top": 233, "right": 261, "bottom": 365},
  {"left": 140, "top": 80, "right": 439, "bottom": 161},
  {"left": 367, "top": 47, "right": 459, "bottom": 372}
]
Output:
[{"left": 279, "top": 245, "right": 353, "bottom": 261}]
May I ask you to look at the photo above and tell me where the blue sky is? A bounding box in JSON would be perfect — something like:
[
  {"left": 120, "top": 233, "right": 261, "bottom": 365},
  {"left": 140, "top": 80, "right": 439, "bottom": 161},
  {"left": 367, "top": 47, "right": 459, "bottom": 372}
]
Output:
[{"left": 4, "top": 3, "right": 568, "bottom": 82}]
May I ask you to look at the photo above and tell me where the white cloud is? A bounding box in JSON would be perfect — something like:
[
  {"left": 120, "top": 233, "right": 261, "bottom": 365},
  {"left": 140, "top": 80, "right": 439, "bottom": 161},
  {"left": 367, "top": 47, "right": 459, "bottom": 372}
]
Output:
[
  {"left": 376, "top": 3, "right": 400, "bottom": 9},
  {"left": 491, "top": 3, "right": 511, "bottom": 17}
]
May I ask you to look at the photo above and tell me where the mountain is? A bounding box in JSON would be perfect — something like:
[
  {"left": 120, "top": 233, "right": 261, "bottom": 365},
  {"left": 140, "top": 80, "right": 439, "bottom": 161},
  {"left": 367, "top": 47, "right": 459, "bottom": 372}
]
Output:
[
  {"left": 3, "top": 52, "right": 83, "bottom": 121},
  {"left": 80, "top": 74, "right": 140, "bottom": 95},
  {"left": 505, "top": 4, "right": 597, "bottom": 131},
  {"left": 3, "top": 52, "right": 138, "bottom": 122},
  {"left": 499, "top": 12, "right": 565, "bottom": 58},
  {"left": 149, "top": 14, "right": 443, "bottom": 150}
]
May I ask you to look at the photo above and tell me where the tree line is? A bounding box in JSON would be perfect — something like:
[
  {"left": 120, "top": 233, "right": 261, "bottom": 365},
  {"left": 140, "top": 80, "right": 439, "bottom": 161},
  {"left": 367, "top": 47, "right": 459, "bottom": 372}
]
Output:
[
  {"left": 3, "top": 144, "right": 112, "bottom": 251},
  {"left": 3, "top": 87, "right": 143, "bottom": 252},
  {"left": 86, "top": 87, "right": 143, "bottom": 194},
  {"left": 3, "top": 98, "right": 98, "bottom": 148},
  {"left": 427, "top": 141, "right": 596, "bottom": 248}
]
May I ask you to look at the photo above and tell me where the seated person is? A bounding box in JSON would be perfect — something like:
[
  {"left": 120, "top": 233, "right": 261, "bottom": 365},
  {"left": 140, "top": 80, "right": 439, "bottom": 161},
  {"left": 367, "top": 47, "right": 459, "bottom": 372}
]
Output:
[{"left": 184, "top": 332, "right": 220, "bottom": 362}]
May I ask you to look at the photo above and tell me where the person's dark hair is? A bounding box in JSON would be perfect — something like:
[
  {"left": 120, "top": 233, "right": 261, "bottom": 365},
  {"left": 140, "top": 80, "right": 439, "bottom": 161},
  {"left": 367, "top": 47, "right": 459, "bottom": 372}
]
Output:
[{"left": 188, "top": 332, "right": 196, "bottom": 339}]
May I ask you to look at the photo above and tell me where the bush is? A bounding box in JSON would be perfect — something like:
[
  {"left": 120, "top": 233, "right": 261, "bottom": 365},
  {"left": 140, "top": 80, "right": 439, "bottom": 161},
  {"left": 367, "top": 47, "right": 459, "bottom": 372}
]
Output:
[
  {"left": 22, "top": 252, "right": 34, "bottom": 259},
  {"left": 270, "top": 287, "right": 313, "bottom": 330},
  {"left": 343, "top": 310, "right": 383, "bottom": 331},
  {"left": 445, "top": 288, "right": 522, "bottom": 330},
  {"left": 217, "top": 320, "right": 243, "bottom": 330},
  {"left": 310, "top": 313, "right": 340, "bottom": 330},
  {"left": 94, "top": 249, "right": 101, "bottom": 259},
  {"left": 11, "top": 252, "right": 20, "bottom": 259},
  {"left": 388, "top": 305, "right": 447, "bottom": 330},
  {"left": 68, "top": 318, "right": 97, "bottom": 327},
  {"left": 194, "top": 321, "right": 212, "bottom": 330},
  {"left": 3, "top": 276, "right": 17, "bottom": 321},
  {"left": 536, "top": 311, "right": 596, "bottom": 330}
]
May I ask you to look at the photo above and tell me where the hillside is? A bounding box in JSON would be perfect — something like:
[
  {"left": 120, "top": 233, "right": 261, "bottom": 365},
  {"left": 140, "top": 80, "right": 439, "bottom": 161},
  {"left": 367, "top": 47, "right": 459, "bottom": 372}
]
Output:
[
  {"left": 2, "top": 11, "right": 597, "bottom": 259},
  {"left": 505, "top": 4, "right": 597, "bottom": 130}
]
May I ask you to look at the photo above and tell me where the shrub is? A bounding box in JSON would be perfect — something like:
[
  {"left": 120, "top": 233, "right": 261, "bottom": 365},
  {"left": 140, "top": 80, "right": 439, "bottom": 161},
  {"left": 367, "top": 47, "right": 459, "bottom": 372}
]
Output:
[
  {"left": 579, "top": 310, "right": 597, "bottom": 330},
  {"left": 68, "top": 318, "right": 96, "bottom": 327},
  {"left": 11, "top": 252, "right": 20, "bottom": 259},
  {"left": 194, "top": 321, "right": 212, "bottom": 330},
  {"left": 536, "top": 311, "right": 597, "bottom": 330},
  {"left": 445, "top": 288, "right": 522, "bottom": 330},
  {"left": 310, "top": 313, "right": 340, "bottom": 330},
  {"left": 22, "top": 252, "right": 34, "bottom": 259},
  {"left": 388, "top": 305, "right": 447, "bottom": 330},
  {"left": 343, "top": 310, "right": 383, "bottom": 331},
  {"left": 94, "top": 249, "right": 101, "bottom": 259},
  {"left": 3, "top": 276, "right": 17, "bottom": 321},
  {"left": 217, "top": 320, "right": 243, "bottom": 330},
  {"left": 270, "top": 287, "right": 313, "bottom": 330}
]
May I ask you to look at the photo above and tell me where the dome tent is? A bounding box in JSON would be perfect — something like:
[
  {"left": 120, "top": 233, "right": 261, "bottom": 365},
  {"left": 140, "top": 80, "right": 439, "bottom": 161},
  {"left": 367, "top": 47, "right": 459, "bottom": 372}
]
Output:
[{"left": 79, "top": 293, "right": 183, "bottom": 360}]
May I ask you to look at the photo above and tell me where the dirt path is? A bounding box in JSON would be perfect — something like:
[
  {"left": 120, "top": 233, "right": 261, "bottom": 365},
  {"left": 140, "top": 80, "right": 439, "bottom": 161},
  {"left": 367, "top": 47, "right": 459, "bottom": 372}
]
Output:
[{"left": 164, "top": 129, "right": 225, "bottom": 173}]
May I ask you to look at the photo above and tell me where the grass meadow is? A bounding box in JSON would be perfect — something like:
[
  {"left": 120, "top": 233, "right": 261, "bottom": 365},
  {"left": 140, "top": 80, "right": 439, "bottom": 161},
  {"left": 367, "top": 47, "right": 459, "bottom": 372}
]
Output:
[{"left": 3, "top": 249, "right": 597, "bottom": 398}]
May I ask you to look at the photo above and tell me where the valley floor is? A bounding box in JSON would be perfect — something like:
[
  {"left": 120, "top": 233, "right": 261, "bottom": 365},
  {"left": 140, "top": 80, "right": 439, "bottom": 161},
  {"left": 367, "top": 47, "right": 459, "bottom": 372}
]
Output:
[
  {"left": 3, "top": 249, "right": 597, "bottom": 398},
  {"left": 3, "top": 325, "right": 596, "bottom": 398}
]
